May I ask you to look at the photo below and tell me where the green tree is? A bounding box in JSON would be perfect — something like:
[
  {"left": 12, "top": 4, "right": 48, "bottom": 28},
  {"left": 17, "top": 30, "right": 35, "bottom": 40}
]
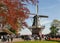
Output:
[
  {"left": 50, "top": 25, "right": 59, "bottom": 37},
  {"left": 50, "top": 19, "right": 60, "bottom": 37}
]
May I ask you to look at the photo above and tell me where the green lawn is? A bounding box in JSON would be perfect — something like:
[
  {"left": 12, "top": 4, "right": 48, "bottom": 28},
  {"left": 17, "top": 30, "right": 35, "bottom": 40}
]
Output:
[{"left": 13, "top": 40, "right": 60, "bottom": 43}]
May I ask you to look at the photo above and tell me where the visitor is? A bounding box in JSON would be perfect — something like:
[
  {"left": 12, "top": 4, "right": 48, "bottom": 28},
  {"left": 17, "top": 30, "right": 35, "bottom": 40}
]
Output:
[
  {"left": 1, "top": 35, "right": 3, "bottom": 42},
  {"left": 7, "top": 34, "right": 10, "bottom": 42},
  {"left": 3, "top": 35, "right": 7, "bottom": 41},
  {"left": 10, "top": 34, "right": 14, "bottom": 42}
]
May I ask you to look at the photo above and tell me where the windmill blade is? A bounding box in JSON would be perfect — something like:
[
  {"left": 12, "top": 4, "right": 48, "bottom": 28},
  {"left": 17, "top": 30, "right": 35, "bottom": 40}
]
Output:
[
  {"left": 29, "top": 13, "right": 36, "bottom": 15},
  {"left": 29, "top": 17, "right": 33, "bottom": 18},
  {"left": 39, "top": 15, "right": 48, "bottom": 18}
]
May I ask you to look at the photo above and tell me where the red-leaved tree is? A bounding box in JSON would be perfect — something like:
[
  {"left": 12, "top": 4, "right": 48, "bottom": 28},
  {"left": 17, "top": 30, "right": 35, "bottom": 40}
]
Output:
[{"left": 0, "top": 0, "right": 38, "bottom": 34}]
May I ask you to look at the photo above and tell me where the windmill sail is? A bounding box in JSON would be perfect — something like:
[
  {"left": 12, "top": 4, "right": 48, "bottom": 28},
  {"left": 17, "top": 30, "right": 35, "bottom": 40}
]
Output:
[
  {"left": 39, "top": 15, "right": 48, "bottom": 18},
  {"left": 36, "top": 3, "right": 38, "bottom": 15}
]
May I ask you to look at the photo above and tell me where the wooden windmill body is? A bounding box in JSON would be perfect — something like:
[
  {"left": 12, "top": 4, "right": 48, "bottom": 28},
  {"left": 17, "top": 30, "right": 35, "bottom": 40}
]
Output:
[{"left": 29, "top": 3, "right": 48, "bottom": 38}]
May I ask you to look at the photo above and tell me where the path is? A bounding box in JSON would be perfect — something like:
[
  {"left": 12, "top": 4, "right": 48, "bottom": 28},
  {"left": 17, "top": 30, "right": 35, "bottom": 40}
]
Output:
[{"left": 0, "top": 38, "right": 24, "bottom": 43}]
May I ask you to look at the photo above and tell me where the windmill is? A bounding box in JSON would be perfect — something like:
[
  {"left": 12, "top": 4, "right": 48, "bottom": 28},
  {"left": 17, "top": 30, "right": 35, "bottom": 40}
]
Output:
[{"left": 29, "top": 3, "right": 48, "bottom": 38}]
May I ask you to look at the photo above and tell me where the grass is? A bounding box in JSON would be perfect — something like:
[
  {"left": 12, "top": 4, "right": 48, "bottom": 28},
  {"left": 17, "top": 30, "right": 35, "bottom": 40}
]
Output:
[{"left": 13, "top": 40, "right": 60, "bottom": 43}]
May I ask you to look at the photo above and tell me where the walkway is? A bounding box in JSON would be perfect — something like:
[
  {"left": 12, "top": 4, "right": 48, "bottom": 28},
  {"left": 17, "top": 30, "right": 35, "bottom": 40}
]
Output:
[{"left": 0, "top": 38, "right": 24, "bottom": 43}]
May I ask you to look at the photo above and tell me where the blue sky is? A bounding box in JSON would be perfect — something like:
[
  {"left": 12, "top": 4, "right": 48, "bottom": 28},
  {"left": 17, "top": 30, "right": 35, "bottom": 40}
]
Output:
[{"left": 24, "top": 0, "right": 60, "bottom": 35}]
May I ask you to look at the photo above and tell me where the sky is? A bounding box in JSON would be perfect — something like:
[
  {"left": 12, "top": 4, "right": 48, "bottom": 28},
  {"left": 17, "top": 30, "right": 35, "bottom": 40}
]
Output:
[{"left": 21, "top": 0, "right": 60, "bottom": 35}]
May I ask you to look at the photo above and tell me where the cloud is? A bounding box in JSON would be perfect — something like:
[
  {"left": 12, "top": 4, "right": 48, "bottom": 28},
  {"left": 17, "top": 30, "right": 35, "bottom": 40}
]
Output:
[
  {"left": 40, "top": 20, "right": 52, "bottom": 25},
  {"left": 40, "top": 20, "right": 52, "bottom": 34}
]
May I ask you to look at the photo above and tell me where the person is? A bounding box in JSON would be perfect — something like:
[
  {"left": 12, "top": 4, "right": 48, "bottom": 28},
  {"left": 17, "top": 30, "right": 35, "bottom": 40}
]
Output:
[
  {"left": 3, "top": 35, "right": 7, "bottom": 41},
  {"left": 7, "top": 34, "right": 10, "bottom": 42},
  {"left": 1, "top": 35, "right": 3, "bottom": 42},
  {"left": 10, "top": 34, "right": 14, "bottom": 42}
]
